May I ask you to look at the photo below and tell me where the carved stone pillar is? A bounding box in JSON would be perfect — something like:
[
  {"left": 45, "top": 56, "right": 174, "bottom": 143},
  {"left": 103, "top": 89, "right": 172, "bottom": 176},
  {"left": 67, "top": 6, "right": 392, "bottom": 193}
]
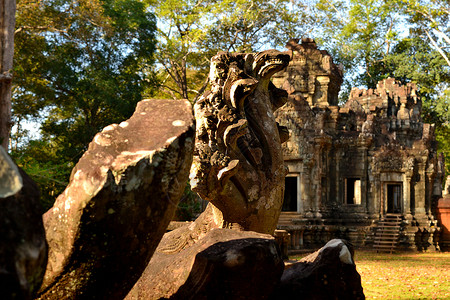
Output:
[
  {"left": 376, "top": 174, "right": 383, "bottom": 216},
  {"left": 335, "top": 153, "right": 341, "bottom": 207},
  {"left": 415, "top": 161, "right": 426, "bottom": 215},
  {"left": 298, "top": 172, "right": 304, "bottom": 213},
  {"left": 316, "top": 76, "right": 330, "bottom": 106},
  {"left": 302, "top": 167, "right": 313, "bottom": 214},
  {"left": 359, "top": 144, "right": 369, "bottom": 214},
  {"left": 404, "top": 175, "right": 413, "bottom": 221},
  {"left": 426, "top": 169, "right": 436, "bottom": 216},
  {"left": 313, "top": 143, "right": 322, "bottom": 218}
]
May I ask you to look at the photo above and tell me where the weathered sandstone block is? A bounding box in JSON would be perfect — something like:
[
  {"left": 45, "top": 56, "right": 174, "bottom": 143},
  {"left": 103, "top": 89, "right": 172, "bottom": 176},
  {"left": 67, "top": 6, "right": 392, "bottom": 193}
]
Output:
[
  {"left": 127, "top": 228, "right": 284, "bottom": 300},
  {"left": 0, "top": 146, "right": 22, "bottom": 198},
  {"left": 271, "top": 239, "right": 365, "bottom": 300},
  {"left": 38, "top": 99, "right": 195, "bottom": 299},
  {"left": 0, "top": 147, "right": 47, "bottom": 299}
]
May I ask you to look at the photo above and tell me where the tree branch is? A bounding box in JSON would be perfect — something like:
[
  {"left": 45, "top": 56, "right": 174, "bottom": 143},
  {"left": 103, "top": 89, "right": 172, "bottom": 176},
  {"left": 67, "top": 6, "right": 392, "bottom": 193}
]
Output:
[
  {"left": 192, "top": 76, "right": 210, "bottom": 103},
  {"left": 425, "top": 29, "right": 450, "bottom": 67},
  {"left": 408, "top": 6, "right": 450, "bottom": 46},
  {"left": 160, "top": 85, "right": 180, "bottom": 100},
  {"left": 15, "top": 25, "right": 68, "bottom": 35}
]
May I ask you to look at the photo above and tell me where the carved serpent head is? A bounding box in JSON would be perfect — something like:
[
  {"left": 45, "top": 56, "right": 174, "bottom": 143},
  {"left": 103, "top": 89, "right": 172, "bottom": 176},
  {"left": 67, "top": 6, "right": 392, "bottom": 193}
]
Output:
[{"left": 190, "top": 50, "right": 290, "bottom": 233}]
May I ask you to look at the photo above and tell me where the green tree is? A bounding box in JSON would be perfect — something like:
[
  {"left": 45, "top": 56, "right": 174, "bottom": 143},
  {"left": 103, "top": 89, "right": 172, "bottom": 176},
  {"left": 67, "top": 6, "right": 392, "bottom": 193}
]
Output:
[
  {"left": 397, "top": 0, "right": 450, "bottom": 67},
  {"left": 314, "top": 0, "right": 404, "bottom": 99},
  {"left": 12, "top": 0, "right": 157, "bottom": 208},
  {"left": 149, "top": 0, "right": 314, "bottom": 101},
  {"left": 380, "top": 34, "right": 449, "bottom": 121}
]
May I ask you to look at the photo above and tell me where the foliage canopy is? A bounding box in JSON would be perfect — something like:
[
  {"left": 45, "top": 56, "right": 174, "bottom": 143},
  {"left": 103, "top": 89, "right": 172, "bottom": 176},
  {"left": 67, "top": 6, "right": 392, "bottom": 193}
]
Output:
[
  {"left": 8, "top": 0, "right": 450, "bottom": 208},
  {"left": 12, "top": 0, "right": 157, "bottom": 209}
]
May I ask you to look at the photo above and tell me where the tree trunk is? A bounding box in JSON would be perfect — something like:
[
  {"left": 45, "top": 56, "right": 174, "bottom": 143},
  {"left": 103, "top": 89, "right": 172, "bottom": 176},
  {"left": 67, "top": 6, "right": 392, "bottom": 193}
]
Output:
[{"left": 0, "top": 0, "right": 15, "bottom": 150}]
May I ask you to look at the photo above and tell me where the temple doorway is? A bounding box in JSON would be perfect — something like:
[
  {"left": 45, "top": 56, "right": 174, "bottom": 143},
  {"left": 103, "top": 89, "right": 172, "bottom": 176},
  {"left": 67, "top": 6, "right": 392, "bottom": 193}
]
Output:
[
  {"left": 387, "top": 183, "right": 402, "bottom": 213},
  {"left": 344, "top": 178, "right": 361, "bottom": 205},
  {"left": 283, "top": 176, "right": 298, "bottom": 211}
]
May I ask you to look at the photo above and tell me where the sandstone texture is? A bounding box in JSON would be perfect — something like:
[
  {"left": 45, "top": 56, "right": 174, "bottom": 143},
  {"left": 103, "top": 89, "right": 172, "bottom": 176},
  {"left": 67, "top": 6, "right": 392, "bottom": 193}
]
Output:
[
  {"left": 127, "top": 50, "right": 291, "bottom": 299},
  {"left": 0, "top": 146, "right": 22, "bottom": 198},
  {"left": 38, "top": 99, "right": 194, "bottom": 299},
  {"left": 0, "top": 149, "right": 47, "bottom": 299},
  {"left": 191, "top": 50, "right": 290, "bottom": 235},
  {"left": 272, "top": 239, "right": 365, "bottom": 300},
  {"left": 127, "top": 228, "right": 284, "bottom": 300}
]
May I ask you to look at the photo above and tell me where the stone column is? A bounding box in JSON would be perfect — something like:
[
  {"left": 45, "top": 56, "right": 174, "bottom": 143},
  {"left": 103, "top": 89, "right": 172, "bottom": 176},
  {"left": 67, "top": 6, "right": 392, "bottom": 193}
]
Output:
[
  {"left": 401, "top": 173, "right": 407, "bottom": 215},
  {"left": 297, "top": 173, "right": 303, "bottom": 213},
  {"left": 313, "top": 143, "right": 322, "bottom": 218},
  {"left": 415, "top": 161, "right": 426, "bottom": 215},
  {"left": 359, "top": 144, "right": 368, "bottom": 214},
  {"left": 316, "top": 76, "right": 330, "bottom": 106},
  {"left": 404, "top": 175, "right": 413, "bottom": 221},
  {"left": 301, "top": 165, "right": 312, "bottom": 214},
  {"left": 425, "top": 169, "right": 436, "bottom": 216},
  {"left": 335, "top": 153, "right": 341, "bottom": 207},
  {"left": 293, "top": 230, "right": 300, "bottom": 250}
]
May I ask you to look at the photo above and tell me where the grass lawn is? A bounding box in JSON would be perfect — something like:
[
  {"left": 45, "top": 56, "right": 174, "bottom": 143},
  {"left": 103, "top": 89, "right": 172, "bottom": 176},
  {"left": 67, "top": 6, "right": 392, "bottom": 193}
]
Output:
[
  {"left": 290, "top": 250, "right": 450, "bottom": 299},
  {"left": 355, "top": 251, "right": 450, "bottom": 299}
]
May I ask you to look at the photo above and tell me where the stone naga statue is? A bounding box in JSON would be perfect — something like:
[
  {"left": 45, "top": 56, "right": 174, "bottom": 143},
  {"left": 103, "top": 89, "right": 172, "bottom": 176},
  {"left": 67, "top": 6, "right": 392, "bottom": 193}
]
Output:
[
  {"left": 190, "top": 50, "right": 290, "bottom": 234},
  {"left": 126, "top": 50, "right": 291, "bottom": 299}
]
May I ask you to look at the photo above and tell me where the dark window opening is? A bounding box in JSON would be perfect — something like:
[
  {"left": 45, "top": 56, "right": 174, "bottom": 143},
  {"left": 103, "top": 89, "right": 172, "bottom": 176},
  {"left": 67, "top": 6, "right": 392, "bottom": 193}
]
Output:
[
  {"left": 387, "top": 183, "right": 402, "bottom": 213},
  {"left": 345, "top": 178, "right": 361, "bottom": 205},
  {"left": 283, "top": 177, "right": 298, "bottom": 211}
]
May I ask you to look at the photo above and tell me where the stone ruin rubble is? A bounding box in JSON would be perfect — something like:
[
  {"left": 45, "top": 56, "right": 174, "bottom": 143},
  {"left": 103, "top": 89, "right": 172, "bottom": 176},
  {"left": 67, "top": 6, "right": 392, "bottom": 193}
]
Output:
[{"left": 273, "top": 38, "right": 446, "bottom": 252}]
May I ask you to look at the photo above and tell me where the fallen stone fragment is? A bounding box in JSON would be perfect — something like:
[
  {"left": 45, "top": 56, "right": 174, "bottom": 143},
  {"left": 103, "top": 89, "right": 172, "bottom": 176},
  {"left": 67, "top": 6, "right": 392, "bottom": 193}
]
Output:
[
  {"left": 127, "top": 228, "right": 284, "bottom": 300},
  {"left": 38, "top": 99, "right": 195, "bottom": 300},
  {"left": 271, "top": 239, "right": 365, "bottom": 300},
  {"left": 0, "top": 146, "right": 23, "bottom": 198},
  {"left": 0, "top": 148, "right": 47, "bottom": 299}
]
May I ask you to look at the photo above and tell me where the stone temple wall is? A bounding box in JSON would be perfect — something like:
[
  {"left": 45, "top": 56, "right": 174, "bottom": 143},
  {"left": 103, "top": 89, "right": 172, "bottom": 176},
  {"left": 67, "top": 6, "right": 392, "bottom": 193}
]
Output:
[{"left": 273, "top": 38, "right": 445, "bottom": 252}]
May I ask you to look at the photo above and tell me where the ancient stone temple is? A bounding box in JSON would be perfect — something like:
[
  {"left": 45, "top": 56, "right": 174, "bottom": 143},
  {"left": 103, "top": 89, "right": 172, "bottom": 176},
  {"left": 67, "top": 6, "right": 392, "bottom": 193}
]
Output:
[{"left": 273, "top": 38, "right": 446, "bottom": 252}]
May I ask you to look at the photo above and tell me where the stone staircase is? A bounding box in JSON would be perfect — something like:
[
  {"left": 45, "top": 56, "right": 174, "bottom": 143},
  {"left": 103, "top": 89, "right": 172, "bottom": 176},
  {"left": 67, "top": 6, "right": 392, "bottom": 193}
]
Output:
[
  {"left": 374, "top": 214, "right": 402, "bottom": 253},
  {"left": 277, "top": 211, "right": 302, "bottom": 227}
]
